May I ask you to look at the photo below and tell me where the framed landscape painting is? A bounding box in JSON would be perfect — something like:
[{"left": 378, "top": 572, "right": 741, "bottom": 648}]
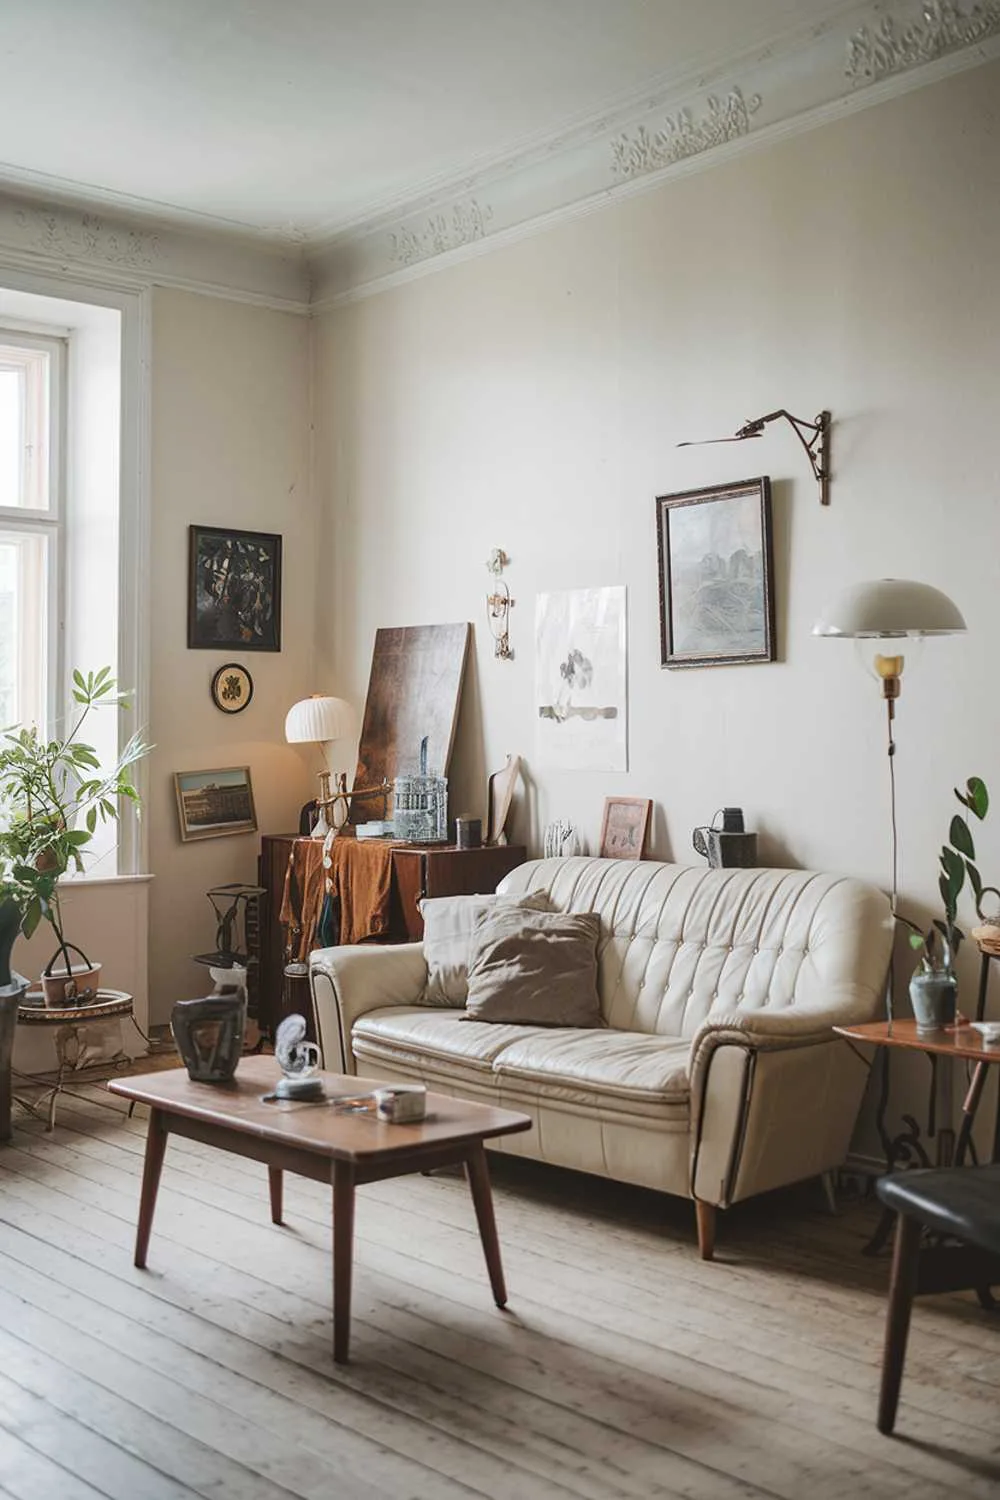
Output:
[
  {"left": 656, "top": 477, "right": 775, "bottom": 668},
  {"left": 175, "top": 767, "right": 257, "bottom": 842},
  {"left": 188, "top": 525, "right": 282, "bottom": 651}
]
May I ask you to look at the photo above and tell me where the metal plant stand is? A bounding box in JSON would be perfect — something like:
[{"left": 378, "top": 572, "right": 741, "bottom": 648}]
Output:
[{"left": 12, "top": 989, "right": 141, "bottom": 1132}]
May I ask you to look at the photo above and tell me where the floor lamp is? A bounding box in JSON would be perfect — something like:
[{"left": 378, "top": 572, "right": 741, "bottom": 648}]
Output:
[{"left": 812, "top": 579, "right": 967, "bottom": 1017}]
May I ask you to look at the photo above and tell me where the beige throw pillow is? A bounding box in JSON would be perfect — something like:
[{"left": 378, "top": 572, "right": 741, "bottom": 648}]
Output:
[
  {"left": 463, "top": 908, "right": 604, "bottom": 1027},
  {"left": 419, "top": 890, "right": 550, "bottom": 1006}
]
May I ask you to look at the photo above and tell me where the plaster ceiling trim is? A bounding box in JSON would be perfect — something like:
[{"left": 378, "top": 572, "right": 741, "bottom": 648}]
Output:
[
  {"left": 0, "top": 192, "right": 311, "bottom": 313},
  {"left": 309, "top": 0, "right": 1000, "bottom": 307}
]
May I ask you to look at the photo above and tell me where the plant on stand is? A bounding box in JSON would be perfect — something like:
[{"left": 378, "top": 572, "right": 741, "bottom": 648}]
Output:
[
  {"left": 903, "top": 776, "right": 995, "bottom": 1031},
  {"left": 0, "top": 668, "right": 149, "bottom": 1008}
]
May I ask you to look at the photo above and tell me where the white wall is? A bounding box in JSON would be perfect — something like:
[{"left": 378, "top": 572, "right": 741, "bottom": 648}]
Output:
[
  {"left": 313, "top": 63, "right": 1000, "bottom": 1155},
  {"left": 148, "top": 289, "right": 315, "bottom": 1023}
]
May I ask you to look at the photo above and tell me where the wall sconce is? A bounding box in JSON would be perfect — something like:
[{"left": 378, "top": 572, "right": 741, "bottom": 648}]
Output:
[
  {"left": 486, "top": 547, "right": 514, "bottom": 660},
  {"left": 679, "top": 408, "right": 832, "bottom": 506}
]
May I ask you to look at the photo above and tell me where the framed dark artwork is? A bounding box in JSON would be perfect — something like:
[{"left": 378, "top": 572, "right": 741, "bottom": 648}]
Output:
[
  {"left": 599, "top": 797, "right": 652, "bottom": 860},
  {"left": 210, "top": 662, "right": 253, "bottom": 714},
  {"left": 656, "top": 477, "right": 775, "bottom": 668},
  {"left": 175, "top": 766, "right": 257, "bottom": 842},
  {"left": 188, "top": 525, "right": 282, "bottom": 651}
]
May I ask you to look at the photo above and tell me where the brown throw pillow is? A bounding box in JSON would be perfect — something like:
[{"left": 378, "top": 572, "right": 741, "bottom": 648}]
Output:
[{"left": 463, "top": 908, "right": 603, "bottom": 1026}]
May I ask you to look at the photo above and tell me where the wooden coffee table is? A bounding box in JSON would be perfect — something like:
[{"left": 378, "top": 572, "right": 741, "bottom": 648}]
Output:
[{"left": 109, "top": 1056, "right": 531, "bottom": 1362}]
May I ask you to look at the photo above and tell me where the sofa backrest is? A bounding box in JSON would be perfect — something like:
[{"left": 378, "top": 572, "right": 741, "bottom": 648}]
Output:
[{"left": 497, "top": 858, "right": 892, "bottom": 1037}]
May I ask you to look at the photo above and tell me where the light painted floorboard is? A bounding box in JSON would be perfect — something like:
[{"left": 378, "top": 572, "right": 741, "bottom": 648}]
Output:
[{"left": 0, "top": 1083, "right": 997, "bottom": 1500}]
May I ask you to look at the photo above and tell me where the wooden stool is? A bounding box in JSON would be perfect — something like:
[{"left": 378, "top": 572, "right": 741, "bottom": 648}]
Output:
[{"left": 875, "top": 1165, "right": 1000, "bottom": 1434}]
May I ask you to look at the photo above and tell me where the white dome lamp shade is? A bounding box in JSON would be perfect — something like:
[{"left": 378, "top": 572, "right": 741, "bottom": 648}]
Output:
[
  {"left": 284, "top": 695, "right": 355, "bottom": 837},
  {"left": 813, "top": 578, "right": 966, "bottom": 709},
  {"left": 812, "top": 579, "right": 967, "bottom": 639}
]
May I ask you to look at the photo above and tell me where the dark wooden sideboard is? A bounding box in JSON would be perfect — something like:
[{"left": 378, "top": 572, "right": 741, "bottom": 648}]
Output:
[{"left": 257, "top": 835, "right": 526, "bottom": 1038}]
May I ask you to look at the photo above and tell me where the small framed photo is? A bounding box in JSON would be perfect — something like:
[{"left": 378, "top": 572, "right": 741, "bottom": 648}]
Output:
[
  {"left": 656, "top": 477, "right": 775, "bottom": 668},
  {"left": 599, "top": 797, "right": 652, "bottom": 861},
  {"left": 175, "top": 767, "right": 257, "bottom": 842},
  {"left": 188, "top": 525, "right": 282, "bottom": 651}
]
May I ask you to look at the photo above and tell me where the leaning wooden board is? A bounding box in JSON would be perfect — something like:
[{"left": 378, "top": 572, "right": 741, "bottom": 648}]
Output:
[{"left": 351, "top": 622, "right": 470, "bottom": 825}]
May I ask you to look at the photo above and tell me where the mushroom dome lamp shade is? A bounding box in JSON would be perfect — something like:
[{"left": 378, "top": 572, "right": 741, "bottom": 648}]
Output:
[
  {"left": 812, "top": 579, "right": 967, "bottom": 639},
  {"left": 284, "top": 695, "right": 354, "bottom": 745}
]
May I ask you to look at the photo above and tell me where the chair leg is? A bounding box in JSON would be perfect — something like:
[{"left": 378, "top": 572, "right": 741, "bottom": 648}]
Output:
[
  {"left": 694, "top": 1200, "right": 716, "bottom": 1260},
  {"left": 820, "top": 1170, "right": 838, "bottom": 1216},
  {"left": 878, "top": 1212, "right": 923, "bottom": 1435}
]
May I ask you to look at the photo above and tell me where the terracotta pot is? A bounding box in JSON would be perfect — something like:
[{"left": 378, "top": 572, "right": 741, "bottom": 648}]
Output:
[{"left": 41, "top": 947, "right": 102, "bottom": 1008}]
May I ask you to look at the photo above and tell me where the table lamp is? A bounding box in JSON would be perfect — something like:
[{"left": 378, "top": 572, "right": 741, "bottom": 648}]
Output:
[
  {"left": 284, "top": 695, "right": 354, "bottom": 837},
  {"left": 812, "top": 579, "right": 966, "bottom": 991}
]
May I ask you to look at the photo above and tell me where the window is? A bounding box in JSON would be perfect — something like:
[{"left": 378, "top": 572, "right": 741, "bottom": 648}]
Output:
[{"left": 0, "top": 332, "right": 63, "bottom": 733}]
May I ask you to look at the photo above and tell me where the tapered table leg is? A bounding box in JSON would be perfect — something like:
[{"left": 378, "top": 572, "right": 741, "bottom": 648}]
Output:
[
  {"left": 135, "top": 1108, "right": 168, "bottom": 1269},
  {"left": 878, "top": 1212, "right": 923, "bottom": 1434},
  {"left": 465, "top": 1142, "right": 507, "bottom": 1307},
  {"left": 268, "top": 1166, "right": 283, "bottom": 1225},
  {"left": 332, "top": 1160, "right": 356, "bottom": 1364}
]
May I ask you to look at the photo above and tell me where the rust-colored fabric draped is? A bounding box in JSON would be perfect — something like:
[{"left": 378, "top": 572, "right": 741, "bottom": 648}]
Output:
[
  {"left": 327, "top": 837, "right": 396, "bottom": 945},
  {"left": 279, "top": 835, "right": 396, "bottom": 958}
]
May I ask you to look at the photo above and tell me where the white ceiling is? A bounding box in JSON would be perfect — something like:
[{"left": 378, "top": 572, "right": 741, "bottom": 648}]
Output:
[{"left": 0, "top": 0, "right": 859, "bottom": 243}]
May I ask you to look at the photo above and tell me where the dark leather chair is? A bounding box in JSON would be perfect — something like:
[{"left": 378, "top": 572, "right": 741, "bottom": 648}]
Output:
[{"left": 876, "top": 1165, "right": 1000, "bottom": 1434}]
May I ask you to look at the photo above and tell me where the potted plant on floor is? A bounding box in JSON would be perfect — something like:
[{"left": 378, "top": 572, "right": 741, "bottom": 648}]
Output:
[
  {"left": 904, "top": 776, "right": 996, "bottom": 1031},
  {"left": 0, "top": 667, "right": 149, "bottom": 1010}
]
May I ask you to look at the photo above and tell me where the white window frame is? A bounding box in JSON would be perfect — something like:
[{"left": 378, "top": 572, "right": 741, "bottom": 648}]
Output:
[
  {"left": 0, "top": 263, "right": 150, "bottom": 878},
  {"left": 0, "top": 329, "right": 66, "bottom": 735}
]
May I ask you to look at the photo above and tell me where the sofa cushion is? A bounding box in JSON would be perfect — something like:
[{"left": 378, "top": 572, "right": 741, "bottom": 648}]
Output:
[
  {"left": 494, "top": 1029, "right": 690, "bottom": 1110},
  {"left": 419, "top": 890, "right": 551, "bottom": 1006},
  {"left": 464, "top": 908, "right": 602, "bottom": 1027},
  {"left": 352, "top": 1007, "right": 531, "bottom": 1073}
]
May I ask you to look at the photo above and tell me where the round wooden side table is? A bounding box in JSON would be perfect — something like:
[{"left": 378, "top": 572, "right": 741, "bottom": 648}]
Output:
[{"left": 14, "top": 988, "right": 138, "bottom": 1131}]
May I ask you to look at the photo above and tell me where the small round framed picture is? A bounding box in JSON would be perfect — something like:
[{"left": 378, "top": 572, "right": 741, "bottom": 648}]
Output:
[{"left": 210, "top": 662, "right": 254, "bottom": 715}]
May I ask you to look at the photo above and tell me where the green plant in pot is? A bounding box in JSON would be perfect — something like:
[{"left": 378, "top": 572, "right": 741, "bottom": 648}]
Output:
[
  {"left": 904, "top": 776, "right": 996, "bottom": 1032},
  {"left": 0, "top": 668, "right": 149, "bottom": 1009}
]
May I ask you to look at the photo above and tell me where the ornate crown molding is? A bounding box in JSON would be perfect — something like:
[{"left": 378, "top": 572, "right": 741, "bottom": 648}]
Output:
[
  {"left": 390, "top": 199, "right": 494, "bottom": 266},
  {"left": 310, "top": 0, "right": 1000, "bottom": 306},
  {"left": 610, "top": 88, "right": 762, "bottom": 181},
  {"left": 15, "top": 206, "right": 163, "bottom": 270},
  {"left": 847, "top": 0, "right": 1000, "bottom": 84}
]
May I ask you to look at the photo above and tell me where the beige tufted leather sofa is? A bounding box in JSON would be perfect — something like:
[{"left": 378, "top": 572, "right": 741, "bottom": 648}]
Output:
[{"left": 309, "top": 857, "right": 893, "bottom": 1257}]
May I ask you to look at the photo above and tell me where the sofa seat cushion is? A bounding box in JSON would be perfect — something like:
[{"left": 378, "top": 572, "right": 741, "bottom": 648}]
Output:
[
  {"left": 352, "top": 1008, "right": 691, "bottom": 1127},
  {"left": 352, "top": 1007, "right": 530, "bottom": 1075},
  {"left": 493, "top": 1029, "right": 691, "bottom": 1123}
]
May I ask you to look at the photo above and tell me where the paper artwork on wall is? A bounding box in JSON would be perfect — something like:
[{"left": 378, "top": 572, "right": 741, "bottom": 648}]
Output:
[{"left": 535, "top": 586, "right": 627, "bottom": 772}]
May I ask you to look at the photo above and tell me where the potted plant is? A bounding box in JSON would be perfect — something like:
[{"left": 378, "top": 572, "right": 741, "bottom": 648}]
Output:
[
  {"left": 0, "top": 667, "right": 149, "bottom": 1008},
  {"left": 903, "top": 776, "right": 996, "bottom": 1031}
]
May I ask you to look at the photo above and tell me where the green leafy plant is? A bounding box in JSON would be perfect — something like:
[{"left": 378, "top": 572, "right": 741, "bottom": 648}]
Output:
[
  {"left": 904, "top": 776, "right": 998, "bottom": 972},
  {"left": 0, "top": 668, "right": 150, "bottom": 979}
]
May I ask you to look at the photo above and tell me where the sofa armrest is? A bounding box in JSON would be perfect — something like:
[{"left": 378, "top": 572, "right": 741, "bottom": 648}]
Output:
[
  {"left": 309, "top": 943, "right": 428, "bottom": 1075},
  {"left": 688, "top": 996, "right": 877, "bottom": 1208}
]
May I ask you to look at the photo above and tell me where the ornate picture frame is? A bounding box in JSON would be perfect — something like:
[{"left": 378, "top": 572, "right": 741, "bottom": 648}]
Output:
[{"left": 656, "top": 477, "right": 775, "bottom": 668}]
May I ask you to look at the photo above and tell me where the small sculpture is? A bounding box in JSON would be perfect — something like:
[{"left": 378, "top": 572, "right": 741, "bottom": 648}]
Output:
[
  {"left": 171, "top": 994, "right": 245, "bottom": 1082},
  {"left": 273, "top": 1013, "right": 324, "bottom": 1100}
]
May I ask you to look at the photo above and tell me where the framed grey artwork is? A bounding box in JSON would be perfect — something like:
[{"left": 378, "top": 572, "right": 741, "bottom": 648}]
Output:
[{"left": 656, "top": 477, "right": 775, "bottom": 668}]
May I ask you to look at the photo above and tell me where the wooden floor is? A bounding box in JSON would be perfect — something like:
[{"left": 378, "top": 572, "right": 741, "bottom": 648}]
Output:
[{"left": 0, "top": 1079, "right": 997, "bottom": 1500}]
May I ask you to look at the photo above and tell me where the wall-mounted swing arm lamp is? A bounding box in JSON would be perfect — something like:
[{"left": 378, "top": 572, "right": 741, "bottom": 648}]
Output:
[{"left": 679, "top": 408, "right": 831, "bottom": 506}]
